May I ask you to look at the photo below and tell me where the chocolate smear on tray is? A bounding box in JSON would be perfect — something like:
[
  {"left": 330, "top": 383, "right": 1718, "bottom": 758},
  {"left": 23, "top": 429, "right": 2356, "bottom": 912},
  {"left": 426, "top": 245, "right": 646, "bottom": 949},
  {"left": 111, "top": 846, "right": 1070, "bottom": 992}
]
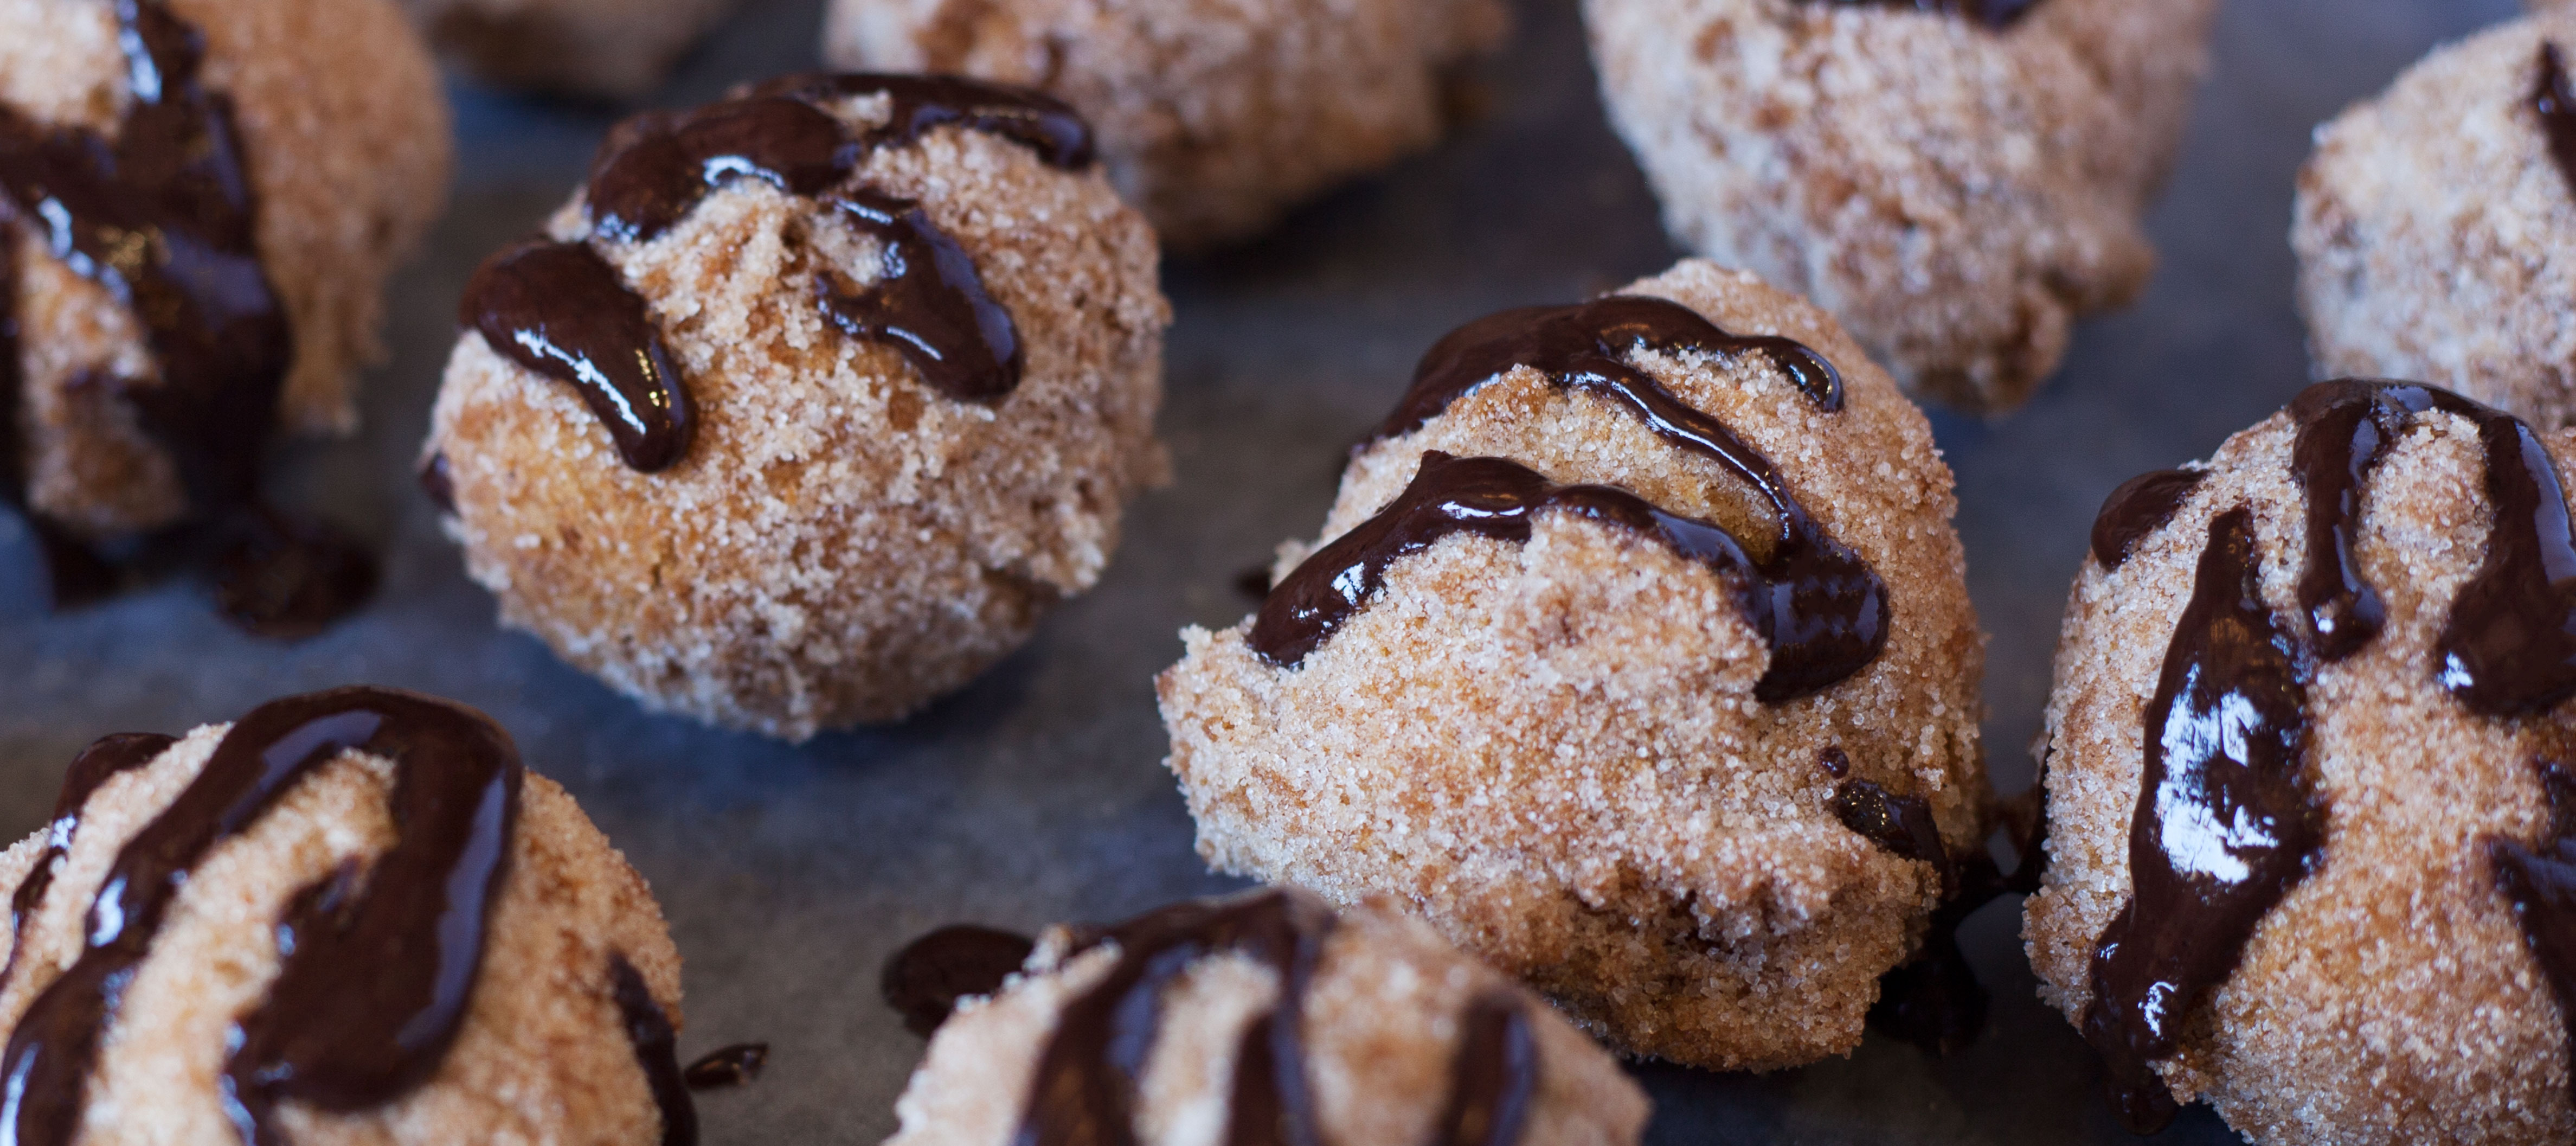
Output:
[
  {"left": 2081, "top": 508, "right": 2321, "bottom": 1135},
  {"left": 683, "top": 1043, "right": 769, "bottom": 1090},
  {"left": 0, "top": 0, "right": 376, "bottom": 630},
  {"left": 0, "top": 687, "right": 525, "bottom": 1146},
  {"left": 882, "top": 923, "right": 1037, "bottom": 1036},
  {"left": 1254, "top": 448, "right": 1886, "bottom": 702},
  {"left": 2486, "top": 757, "right": 2576, "bottom": 1104},
  {"left": 2089, "top": 469, "right": 2205, "bottom": 571}
]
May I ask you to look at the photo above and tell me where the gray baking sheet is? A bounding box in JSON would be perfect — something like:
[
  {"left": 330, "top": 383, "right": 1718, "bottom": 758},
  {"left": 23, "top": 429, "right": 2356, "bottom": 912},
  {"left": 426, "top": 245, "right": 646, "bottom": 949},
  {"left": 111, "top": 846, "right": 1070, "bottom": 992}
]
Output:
[{"left": 0, "top": 0, "right": 2521, "bottom": 1141}]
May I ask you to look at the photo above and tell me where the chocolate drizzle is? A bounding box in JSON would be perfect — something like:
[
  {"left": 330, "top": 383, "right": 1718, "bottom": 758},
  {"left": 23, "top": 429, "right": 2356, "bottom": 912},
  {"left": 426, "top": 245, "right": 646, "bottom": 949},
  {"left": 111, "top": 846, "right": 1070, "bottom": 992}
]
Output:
[
  {"left": 2536, "top": 43, "right": 2576, "bottom": 197},
  {"left": 1254, "top": 447, "right": 1886, "bottom": 702},
  {"left": 612, "top": 954, "right": 699, "bottom": 1146},
  {"left": 2090, "top": 469, "right": 2204, "bottom": 572},
  {"left": 1818, "top": 0, "right": 2042, "bottom": 29},
  {"left": 881, "top": 923, "right": 1036, "bottom": 1036},
  {"left": 0, "top": 687, "right": 525, "bottom": 1146},
  {"left": 2487, "top": 758, "right": 2576, "bottom": 1104},
  {"left": 2082, "top": 508, "right": 2321, "bottom": 1134},
  {"left": 2286, "top": 379, "right": 2576, "bottom": 714},
  {"left": 463, "top": 239, "right": 694, "bottom": 471},
  {"left": 1341, "top": 296, "right": 1882, "bottom": 701},
  {"left": 994, "top": 888, "right": 1539, "bottom": 1146},
  {"left": 458, "top": 73, "right": 1090, "bottom": 474},
  {"left": 0, "top": 0, "right": 376, "bottom": 630},
  {"left": 0, "top": 732, "right": 172, "bottom": 994}
]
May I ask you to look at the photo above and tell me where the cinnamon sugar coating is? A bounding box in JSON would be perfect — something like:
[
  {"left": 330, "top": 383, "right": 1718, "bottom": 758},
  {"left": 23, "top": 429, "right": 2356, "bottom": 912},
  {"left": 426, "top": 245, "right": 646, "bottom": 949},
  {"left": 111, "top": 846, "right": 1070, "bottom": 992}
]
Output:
[
  {"left": 1583, "top": 0, "right": 2214, "bottom": 413},
  {"left": 820, "top": 0, "right": 1508, "bottom": 250},
  {"left": 2295, "top": 12, "right": 2576, "bottom": 428},
  {"left": 425, "top": 89, "right": 1169, "bottom": 740},
  {"left": 1157, "top": 261, "right": 1986, "bottom": 1070},
  {"left": 0, "top": 724, "right": 686, "bottom": 1144},
  {"left": 884, "top": 897, "right": 1648, "bottom": 1146},
  {"left": 0, "top": 0, "right": 449, "bottom": 535},
  {"left": 402, "top": 0, "right": 743, "bottom": 100},
  {"left": 2028, "top": 407, "right": 2576, "bottom": 1145}
]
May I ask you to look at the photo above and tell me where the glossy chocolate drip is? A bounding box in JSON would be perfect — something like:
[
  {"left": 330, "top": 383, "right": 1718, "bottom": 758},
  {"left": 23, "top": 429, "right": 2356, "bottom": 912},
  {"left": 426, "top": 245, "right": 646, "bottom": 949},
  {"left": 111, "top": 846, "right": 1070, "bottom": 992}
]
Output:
[
  {"left": 1429, "top": 992, "right": 1536, "bottom": 1146},
  {"left": 2536, "top": 43, "right": 2576, "bottom": 197},
  {"left": 2488, "top": 758, "right": 2576, "bottom": 1103},
  {"left": 2285, "top": 379, "right": 2576, "bottom": 712},
  {"left": 881, "top": 923, "right": 1036, "bottom": 1036},
  {"left": 817, "top": 188, "right": 1024, "bottom": 402},
  {"left": 1254, "top": 450, "right": 1885, "bottom": 702},
  {"left": 1822, "top": 748, "right": 1990, "bottom": 1054},
  {"left": 1354, "top": 296, "right": 1883, "bottom": 701},
  {"left": 1019, "top": 888, "right": 1336, "bottom": 1146},
  {"left": 588, "top": 96, "right": 854, "bottom": 244},
  {"left": 0, "top": 0, "right": 374, "bottom": 631},
  {"left": 463, "top": 239, "right": 693, "bottom": 471},
  {"left": 2082, "top": 508, "right": 2320, "bottom": 1135},
  {"left": 1819, "top": 0, "right": 2041, "bottom": 28},
  {"left": 0, "top": 686, "right": 524, "bottom": 1146},
  {"left": 752, "top": 73, "right": 1094, "bottom": 170},
  {"left": 612, "top": 954, "right": 700, "bottom": 1146},
  {"left": 0, "top": 733, "right": 172, "bottom": 994},
  {"left": 1830, "top": 777, "right": 1956, "bottom": 895},
  {"left": 682, "top": 1043, "right": 768, "bottom": 1090},
  {"left": 2089, "top": 468, "right": 2204, "bottom": 572}
]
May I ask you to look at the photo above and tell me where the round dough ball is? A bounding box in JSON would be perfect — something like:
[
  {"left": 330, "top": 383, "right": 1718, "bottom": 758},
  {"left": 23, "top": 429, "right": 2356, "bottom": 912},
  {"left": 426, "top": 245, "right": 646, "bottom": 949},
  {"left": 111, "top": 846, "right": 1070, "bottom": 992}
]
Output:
[
  {"left": 403, "top": 0, "right": 743, "bottom": 100},
  {"left": 1158, "top": 260, "right": 1987, "bottom": 1070},
  {"left": 884, "top": 888, "right": 1650, "bottom": 1146},
  {"left": 425, "top": 81, "right": 1169, "bottom": 740},
  {"left": 1583, "top": 0, "right": 2214, "bottom": 413},
  {"left": 2294, "top": 12, "right": 2576, "bottom": 428},
  {"left": 821, "top": 0, "right": 1508, "bottom": 250},
  {"left": 0, "top": 0, "right": 449, "bottom": 534},
  {"left": 0, "top": 690, "right": 689, "bottom": 1144},
  {"left": 2029, "top": 382, "right": 2576, "bottom": 1144}
]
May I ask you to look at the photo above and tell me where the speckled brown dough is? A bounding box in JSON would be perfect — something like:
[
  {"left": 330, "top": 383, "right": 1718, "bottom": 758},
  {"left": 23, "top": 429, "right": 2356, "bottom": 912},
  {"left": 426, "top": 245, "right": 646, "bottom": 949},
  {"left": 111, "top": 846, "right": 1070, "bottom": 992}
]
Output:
[
  {"left": 0, "top": 0, "right": 449, "bottom": 534},
  {"left": 1583, "top": 0, "right": 2215, "bottom": 413},
  {"left": 0, "top": 722, "right": 686, "bottom": 1144},
  {"left": 883, "top": 894, "right": 1650, "bottom": 1146},
  {"left": 1157, "top": 260, "right": 1987, "bottom": 1071},
  {"left": 2028, "top": 404, "right": 2576, "bottom": 1145},
  {"left": 403, "top": 0, "right": 744, "bottom": 100},
  {"left": 820, "top": 0, "right": 1508, "bottom": 250},
  {"left": 2295, "top": 12, "right": 2576, "bottom": 428},
  {"left": 424, "top": 87, "right": 1170, "bottom": 741}
]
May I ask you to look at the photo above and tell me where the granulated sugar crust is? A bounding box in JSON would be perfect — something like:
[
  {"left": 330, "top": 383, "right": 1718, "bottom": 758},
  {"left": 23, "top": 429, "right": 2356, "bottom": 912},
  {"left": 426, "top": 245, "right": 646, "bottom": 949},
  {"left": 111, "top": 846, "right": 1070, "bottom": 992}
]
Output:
[
  {"left": 1584, "top": 0, "right": 2214, "bottom": 413},
  {"left": 2295, "top": 11, "right": 2576, "bottom": 428},
  {"left": 2029, "top": 408, "right": 2576, "bottom": 1145},
  {"left": 427, "top": 91, "right": 1169, "bottom": 740},
  {"left": 823, "top": 0, "right": 1508, "bottom": 249},
  {"left": 0, "top": 0, "right": 449, "bottom": 534},
  {"left": 883, "top": 899, "right": 1649, "bottom": 1146},
  {"left": 0, "top": 725, "right": 684, "bottom": 1144},
  {"left": 402, "top": 0, "right": 743, "bottom": 99},
  {"left": 1159, "top": 260, "right": 1986, "bottom": 1070}
]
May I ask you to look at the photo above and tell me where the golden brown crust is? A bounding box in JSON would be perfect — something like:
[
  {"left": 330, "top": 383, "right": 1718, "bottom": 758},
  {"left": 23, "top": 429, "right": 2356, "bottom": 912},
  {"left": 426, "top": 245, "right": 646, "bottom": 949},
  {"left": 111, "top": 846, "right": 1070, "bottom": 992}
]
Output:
[
  {"left": 882, "top": 898, "right": 1650, "bottom": 1146},
  {"left": 0, "top": 0, "right": 449, "bottom": 534},
  {"left": 821, "top": 0, "right": 1508, "bottom": 249},
  {"left": 1583, "top": 0, "right": 2215, "bottom": 412},
  {"left": 427, "top": 94, "right": 1170, "bottom": 740},
  {"left": 1157, "top": 260, "right": 1986, "bottom": 1070},
  {"left": 2295, "top": 12, "right": 2576, "bottom": 428},
  {"left": 0, "top": 726, "right": 684, "bottom": 1144},
  {"left": 2028, "top": 408, "right": 2576, "bottom": 1146}
]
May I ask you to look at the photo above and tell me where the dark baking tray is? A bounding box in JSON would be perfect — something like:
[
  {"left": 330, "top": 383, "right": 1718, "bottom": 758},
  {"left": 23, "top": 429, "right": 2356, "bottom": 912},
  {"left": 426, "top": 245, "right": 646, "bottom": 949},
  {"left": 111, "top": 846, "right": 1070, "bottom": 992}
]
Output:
[{"left": 0, "top": 0, "right": 2516, "bottom": 1140}]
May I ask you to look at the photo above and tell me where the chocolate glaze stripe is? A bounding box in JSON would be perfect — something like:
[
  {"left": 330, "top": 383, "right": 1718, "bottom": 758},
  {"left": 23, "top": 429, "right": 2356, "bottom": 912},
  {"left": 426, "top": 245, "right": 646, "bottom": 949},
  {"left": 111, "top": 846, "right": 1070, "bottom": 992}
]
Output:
[
  {"left": 2537, "top": 43, "right": 2576, "bottom": 198},
  {"left": 1350, "top": 296, "right": 1884, "bottom": 701},
  {"left": 1815, "top": 0, "right": 2042, "bottom": 29},
  {"left": 0, "top": 0, "right": 375, "bottom": 633},
  {"left": 2082, "top": 508, "right": 2322, "bottom": 1135},
  {"left": 0, "top": 686, "right": 525, "bottom": 1146},
  {"left": 612, "top": 955, "right": 699, "bottom": 1146},
  {"left": 587, "top": 95, "right": 853, "bottom": 245},
  {"left": 1430, "top": 992, "right": 1537, "bottom": 1146},
  {"left": 463, "top": 239, "right": 694, "bottom": 472},
  {"left": 2286, "top": 379, "right": 2576, "bottom": 714},
  {"left": 2487, "top": 758, "right": 2576, "bottom": 1105},
  {"left": 2089, "top": 468, "right": 2205, "bottom": 572},
  {"left": 753, "top": 73, "right": 1095, "bottom": 170},
  {"left": 0, "top": 733, "right": 172, "bottom": 996},
  {"left": 1253, "top": 449, "right": 1887, "bottom": 703},
  {"left": 818, "top": 189, "right": 1024, "bottom": 402}
]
